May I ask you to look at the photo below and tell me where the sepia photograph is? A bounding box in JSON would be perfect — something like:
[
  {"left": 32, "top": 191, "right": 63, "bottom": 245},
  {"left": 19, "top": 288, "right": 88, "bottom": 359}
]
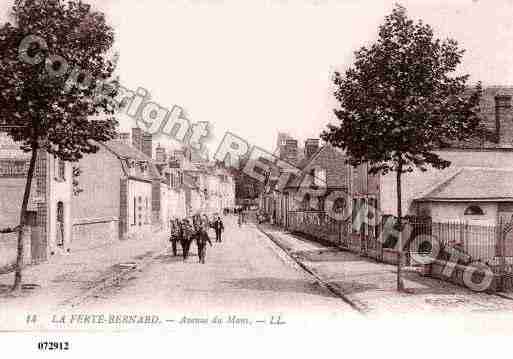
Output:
[{"left": 0, "top": 0, "right": 512, "bottom": 356}]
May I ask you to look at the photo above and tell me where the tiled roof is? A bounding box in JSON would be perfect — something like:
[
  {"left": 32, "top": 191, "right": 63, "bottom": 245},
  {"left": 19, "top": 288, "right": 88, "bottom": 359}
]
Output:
[
  {"left": 284, "top": 144, "right": 346, "bottom": 190},
  {"left": 102, "top": 140, "right": 161, "bottom": 181},
  {"left": 268, "top": 146, "right": 324, "bottom": 191},
  {"left": 417, "top": 167, "right": 513, "bottom": 201},
  {"left": 103, "top": 140, "right": 151, "bottom": 161}
]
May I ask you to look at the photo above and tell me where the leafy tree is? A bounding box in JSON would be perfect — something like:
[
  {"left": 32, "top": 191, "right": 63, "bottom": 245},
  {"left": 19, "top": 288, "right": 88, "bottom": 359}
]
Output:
[
  {"left": 321, "top": 5, "right": 490, "bottom": 291},
  {"left": 0, "top": 0, "right": 119, "bottom": 291}
]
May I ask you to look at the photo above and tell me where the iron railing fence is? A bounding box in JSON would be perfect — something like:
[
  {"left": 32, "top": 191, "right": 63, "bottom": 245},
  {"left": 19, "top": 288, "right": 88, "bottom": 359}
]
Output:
[{"left": 285, "top": 211, "right": 513, "bottom": 274}]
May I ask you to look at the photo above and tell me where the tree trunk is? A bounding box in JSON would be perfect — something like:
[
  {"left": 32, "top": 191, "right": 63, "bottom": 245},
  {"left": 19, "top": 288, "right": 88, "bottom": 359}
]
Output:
[
  {"left": 396, "top": 161, "right": 404, "bottom": 292},
  {"left": 12, "top": 142, "right": 38, "bottom": 292}
]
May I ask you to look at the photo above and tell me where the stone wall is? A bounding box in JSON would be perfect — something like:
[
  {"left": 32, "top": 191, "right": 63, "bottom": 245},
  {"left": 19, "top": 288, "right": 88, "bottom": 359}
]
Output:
[{"left": 71, "top": 217, "right": 118, "bottom": 252}]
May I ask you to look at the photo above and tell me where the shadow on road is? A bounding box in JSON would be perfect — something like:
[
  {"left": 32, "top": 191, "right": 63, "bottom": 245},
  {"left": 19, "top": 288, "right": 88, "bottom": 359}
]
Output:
[
  {"left": 291, "top": 249, "right": 369, "bottom": 263},
  {"left": 223, "top": 277, "right": 338, "bottom": 298},
  {"left": 133, "top": 251, "right": 155, "bottom": 260},
  {"left": 328, "top": 280, "right": 382, "bottom": 296},
  {"left": 155, "top": 253, "right": 200, "bottom": 264},
  {"left": 399, "top": 271, "right": 462, "bottom": 295},
  {"left": 0, "top": 283, "right": 41, "bottom": 298}
]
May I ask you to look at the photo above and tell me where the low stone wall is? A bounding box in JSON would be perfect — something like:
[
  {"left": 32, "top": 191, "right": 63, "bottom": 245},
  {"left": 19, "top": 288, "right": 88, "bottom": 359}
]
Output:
[
  {"left": 289, "top": 223, "right": 340, "bottom": 245},
  {"left": 367, "top": 248, "right": 382, "bottom": 261},
  {"left": 72, "top": 217, "right": 118, "bottom": 252}
]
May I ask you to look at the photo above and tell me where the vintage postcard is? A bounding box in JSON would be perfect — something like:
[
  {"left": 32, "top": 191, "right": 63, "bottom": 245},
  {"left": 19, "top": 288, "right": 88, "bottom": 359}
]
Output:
[{"left": 1, "top": 0, "right": 513, "bottom": 356}]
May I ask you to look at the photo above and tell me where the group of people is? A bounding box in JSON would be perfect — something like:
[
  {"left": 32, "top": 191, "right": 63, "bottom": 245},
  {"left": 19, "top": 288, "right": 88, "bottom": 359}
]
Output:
[{"left": 169, "top": 214, "right": 225, "bottom": 264}]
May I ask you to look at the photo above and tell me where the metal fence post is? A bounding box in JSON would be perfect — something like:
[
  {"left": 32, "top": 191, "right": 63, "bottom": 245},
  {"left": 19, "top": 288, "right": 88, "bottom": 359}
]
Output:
[{"left": 500, "top": 218, "right": 506, "bottom": 291}]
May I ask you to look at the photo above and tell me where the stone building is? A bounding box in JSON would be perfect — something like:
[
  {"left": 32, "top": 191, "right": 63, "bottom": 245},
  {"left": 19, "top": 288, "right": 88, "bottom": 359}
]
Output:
[
  {"left": 71, "top": 129, "right": 160, "bottom": 249},
  {"left": 354, "top": 88, "right": 513, "bottom": 220},
  {"left": 0, "top": 133, "right": 73, "bottom": 265},
  {"left": 345, "top": 87, "right": 513, "bottom": 259}
]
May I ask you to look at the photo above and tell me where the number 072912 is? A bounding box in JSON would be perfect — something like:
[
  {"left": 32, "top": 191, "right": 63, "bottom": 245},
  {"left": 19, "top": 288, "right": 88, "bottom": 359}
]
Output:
[{"left": 37, "top": 342, "right": 70, "bottom": 351}]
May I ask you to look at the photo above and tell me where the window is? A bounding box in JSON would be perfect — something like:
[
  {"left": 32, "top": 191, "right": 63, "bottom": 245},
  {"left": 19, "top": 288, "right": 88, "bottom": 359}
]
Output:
[
  {"left": 58, "top": 160, "right": 65, "bottom": 180},
  {"left": 464, "top": 205, "right": 484, "bottom": 215},
  {"left": 145, "top": 197, "right": 149, "bottom": 223},
  {"left": 138, "top": 196, "right": 143, "bottom": 226},
  {"left": 133, "top": 198, "right": 136, "bottom": 225},
  {"left": 57, "top": 202, "right": 64, "bottom": 247},
  {"left": 54, "top": 158, "right": 65, "bottom": 180}
]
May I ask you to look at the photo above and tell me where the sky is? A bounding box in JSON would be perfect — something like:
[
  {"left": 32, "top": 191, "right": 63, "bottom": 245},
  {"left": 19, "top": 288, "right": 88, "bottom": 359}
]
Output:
[{"left": 2, "top": 0, "right": 513, "bottom": 154}]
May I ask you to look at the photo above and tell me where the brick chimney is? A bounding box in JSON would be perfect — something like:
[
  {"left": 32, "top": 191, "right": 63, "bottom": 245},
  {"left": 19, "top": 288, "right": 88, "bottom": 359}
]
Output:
[
  {"left": 283, "top": 139, "right": 298, "bottom": 165},
  {"left": 142, "top": 132, "right": 153, "bottom": 158},
  {"left": 304, "top": 138, "right": 320, "bottom": 160},
  {"left": 495, "top": 94, "right": 513, "bottom": 147},
  {"left": 155, "top": 144, "right": 167, "bottom": 163},
  {"left": 131, "top": 127, "right": 143, "bottom": 151}
]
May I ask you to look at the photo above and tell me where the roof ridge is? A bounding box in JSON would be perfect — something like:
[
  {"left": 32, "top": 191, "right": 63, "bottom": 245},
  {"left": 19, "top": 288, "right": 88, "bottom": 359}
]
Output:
[{"left": 416, "top": 168, "right": 464, "bottom": 200}]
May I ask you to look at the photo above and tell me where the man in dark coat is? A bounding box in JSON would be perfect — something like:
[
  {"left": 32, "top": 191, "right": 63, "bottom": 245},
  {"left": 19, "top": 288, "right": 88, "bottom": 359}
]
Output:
[
  {"left": 212, "top": 216, "right": 224, "bottom": 243},
  {"left": 194, "top": 222, "right": 213, "bottom": 264},
  {"left": 181, "top": 219, "right": 193, "bottom": 260},
  {"left": 169, "top": 219, "right": 180, "bottom": 256}
]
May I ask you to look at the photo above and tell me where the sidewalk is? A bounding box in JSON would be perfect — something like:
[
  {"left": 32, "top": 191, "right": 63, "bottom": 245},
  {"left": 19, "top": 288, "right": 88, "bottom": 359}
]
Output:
[
  {"left": 258, "top": 223, "right": 513, "bottom": 318},
  {"left": 0, "top": 230, "right": 169, "bottom": 312}
]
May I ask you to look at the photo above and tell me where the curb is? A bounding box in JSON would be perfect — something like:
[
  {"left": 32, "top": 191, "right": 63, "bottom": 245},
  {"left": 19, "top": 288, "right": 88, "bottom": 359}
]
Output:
[
  {"left": 256, "top": 224, "right": 367, "bottom": 315},
  {"left": 494, "top": 292, "right": 513, "bottom": 301}
]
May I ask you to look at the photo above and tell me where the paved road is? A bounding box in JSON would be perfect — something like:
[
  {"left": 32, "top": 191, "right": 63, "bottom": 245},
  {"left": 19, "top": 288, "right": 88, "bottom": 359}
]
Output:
[
  {"left": 81, "top": 216, "right": 359, "bottom": 322},
  {"left": 260, "top": 225, "right": 513, "bottom": 320}
]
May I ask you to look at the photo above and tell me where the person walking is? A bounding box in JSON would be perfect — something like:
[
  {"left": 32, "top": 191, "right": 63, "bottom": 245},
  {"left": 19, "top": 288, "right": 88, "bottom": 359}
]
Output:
[
  {"left": 212, "top": 216, "right": 224, "bottom": 243},
  {"left": 202, "top": 214, "right": 210, "bottom": 232},
  {"left": 169, "top": 219, "right": 180, "bottom": 256},
  {"left": 237, "top": 208, "right": 243, "bottom": 227},
  {"left": 243, "top": 209, "right": 248, "bottom": 224},
  {"left": 195, "top": 222, "right": 213, "bottom": 264},
  {"left": 181, "top": 219, "right": 193, "bottom": 260}
]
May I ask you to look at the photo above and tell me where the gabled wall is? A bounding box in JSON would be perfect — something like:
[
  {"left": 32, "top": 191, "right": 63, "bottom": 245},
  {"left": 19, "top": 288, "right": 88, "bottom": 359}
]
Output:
[{"left": 71, "top": 146, "right": 123, "bottom": 249}]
